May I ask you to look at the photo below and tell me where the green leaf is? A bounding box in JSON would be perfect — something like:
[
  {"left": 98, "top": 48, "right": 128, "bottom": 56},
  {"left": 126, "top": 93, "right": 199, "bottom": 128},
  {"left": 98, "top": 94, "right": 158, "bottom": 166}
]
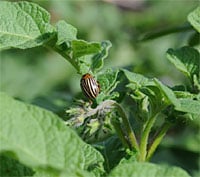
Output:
[
  {"left": 70, "top": 40, "right": 102, "bottom": 74},
  {"left": 60, "top": 168, "right": 96, "bottom": 177},
  {"left": 193, "top": 74, "right": 200, "bottom": 92},
  {"left": 96, "top": 69, "right": 119, "bottom": 103},
  {"left": 154, "top": 79, "right": 181, "bottom": 108},
  {"left": 98, "top": 69, "right": 119, "bottom": 94},
  {"left": 122, "top": 69, "right": 154, "bottom": 90},
  {"left": 188, "top": 6, "right": 200, "bottom": 33},
  {"left": 108, "top": 162, "right": 190, "bottom": 177},
  {"left": 91, "top": 41, "right": 112, "bottom": 73},
  {"left": 72, "top": 40, "right": 101, "bottom": 58},
  {"left": 56, "top": 20, "right": 77, "bottom": 45},
  {"left": 75, "top": 41, "right": 112, "bottom": 75},
  {"left": 131, "top": 85, "right": 164, "bottom": 117},
  {"left": 0, "top": 1, "right": 55, "bottom": 50},
  {"left": 0, "top": 93, "right": 104, "bottom": 176},
  {"left": 94, "top": 136, "right": 125, "bottom": 172},
  {"left": 166, "top": 47, "right": 200, "bottom": 80},
  {"left": 175, "top": 98, "right": 200, "bottom": 115},
  {"left": 34, "top": 168, "right": 96, "bottom": 177},
  {"left": 33, "top": 170, "right": 58, "bottom": 177},
  {"left": 174, "top": 91, "right": 198, "bottom": 99}
]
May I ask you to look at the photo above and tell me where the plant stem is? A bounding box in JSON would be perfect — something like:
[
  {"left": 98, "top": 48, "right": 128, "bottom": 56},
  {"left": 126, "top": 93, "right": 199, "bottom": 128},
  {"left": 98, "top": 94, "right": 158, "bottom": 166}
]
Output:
[
  {"left": 146, "top": 122, "right": 171, "bottom": 161},
  {"left": 92, "top": 100, "right": 139, "bottom": 152},
  {"left": 113, "top": 102, "right": 139, "bottom": 152},
  {"left": 52, "top": 46, "right": 79, "bottom": 71},
  {"left": 139, "top": 114, "right": 157, "bottom": 161},
  {"left": 139, "top": 24, "right": 193, "bottom": 41},
  {"left": 44, "top": 40, "right": 79, "bottom": 72},
  {"left": 111, "top": 118, "right": 130, "bottom": 149},
  {"left": 75, "top": 100, "right": 139, "bottom": 152}
]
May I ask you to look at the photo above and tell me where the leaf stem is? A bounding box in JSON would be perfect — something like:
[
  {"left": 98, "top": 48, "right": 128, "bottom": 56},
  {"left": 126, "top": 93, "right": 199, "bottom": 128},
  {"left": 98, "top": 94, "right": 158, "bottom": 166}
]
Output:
[
  {"left": 43, "top": 39, "right": 79, "bottom": 72},
  {"left": 113, "top": 102, "right": 139, "bottom": 152},
  {"left": 139, "top": 24, "right": 193, "bottom": 41},
  {"left": 139, "top": 114, "right": 157, "bottom": 161},
  {"left": 146, "top": 122, "right": 171, "bottom": 161},
  {"left": 71, "top": 100, "right": 139, "bottom": 151},
  {"left": 52, "top": 46, "right": 79, "bottom": 72},
  {"left": 111, "top": 118, "right": 130, "bottom": 149}
]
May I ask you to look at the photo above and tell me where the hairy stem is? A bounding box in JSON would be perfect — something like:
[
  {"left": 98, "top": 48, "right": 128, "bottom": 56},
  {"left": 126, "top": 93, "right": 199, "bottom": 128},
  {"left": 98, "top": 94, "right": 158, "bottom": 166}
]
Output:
[
  {"left": 113, "top": 102, "right": 139, "bottom": 152},
  {"left": 111, "top": 118, "right": 130, "bottom": 149},
  {"left": 140, "top": 24, "right": 192, "bottom": 41},
  {"left": 146, "top": 122, "right": 171, "bottom": 161},
  {"left": 87, "top": 100, "right": 139, "bottom": 151},
  {"left": 66, "top": 100, "right": 139, "bottom": 152},
  {"left": 52, "top": 46, "right": 79, "bottom": 71},
  {"left": 139, "top": 114, "right": 157, "bottom": 161},
  {"left": 44, "top": 38, "right": 79, "bottom": 72}
]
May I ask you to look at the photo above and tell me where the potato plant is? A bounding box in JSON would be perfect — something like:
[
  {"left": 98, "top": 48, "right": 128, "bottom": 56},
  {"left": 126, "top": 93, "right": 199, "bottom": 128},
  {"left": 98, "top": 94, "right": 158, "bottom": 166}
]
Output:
[{"left": 0, "top": 1, "right": 199, "bottom": 177}]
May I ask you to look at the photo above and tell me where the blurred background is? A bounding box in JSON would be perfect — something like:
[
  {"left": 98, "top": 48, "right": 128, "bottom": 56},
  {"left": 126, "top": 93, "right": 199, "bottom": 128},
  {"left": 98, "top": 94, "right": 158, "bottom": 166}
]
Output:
[{"left": 0, "top": 0, "right": 199, "bottom": 176}]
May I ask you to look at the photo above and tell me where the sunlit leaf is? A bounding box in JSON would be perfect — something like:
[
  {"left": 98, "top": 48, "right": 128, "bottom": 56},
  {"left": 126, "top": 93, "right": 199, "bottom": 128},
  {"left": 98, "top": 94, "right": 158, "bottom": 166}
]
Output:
[
  {"left": 0, "top": 1, "right": 55, "bottom": 50},
  {"left": 56, "top": 20, "right": 77, "bottom": 45},
  {"left": 175, "top": 98, "right": 200, "bottom": 115},
  {"left": 188, "top": 6, "right": 200, "bottom": 33},
  {"left": 122, "top": 69, "right": 154, "bottom": 89},
  {"left": 72, "top": 40, "right": 101, "bottom": 58},
  {"left": 96, "top": 69, "right": 119, "bottom": 103},
  {"left": 166, "top": 47, "right": 200, "bottom": 80},
  {"left": 91, "top": 41, "right": 112, "bottom": 73},
  {"left": 0, "top": 93, "right": 104, "bottom": 176},
  {"left": 109, "top": 162, "right": 190, "bottom": 177},
  {"left": 154, "top": 79, "right": 181, "bottom": 108}
]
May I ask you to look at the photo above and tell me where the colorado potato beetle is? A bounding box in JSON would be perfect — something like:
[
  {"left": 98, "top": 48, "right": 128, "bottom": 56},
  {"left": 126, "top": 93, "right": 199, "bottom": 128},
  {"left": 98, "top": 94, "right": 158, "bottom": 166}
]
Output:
[{"left": 80, "top": 73, "right": 100, "bottom": 100}]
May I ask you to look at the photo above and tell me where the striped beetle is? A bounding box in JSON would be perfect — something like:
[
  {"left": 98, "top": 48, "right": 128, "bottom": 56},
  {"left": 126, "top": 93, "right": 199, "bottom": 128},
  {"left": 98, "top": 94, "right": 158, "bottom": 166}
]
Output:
[{"left": 80, "top": 73, "right": 100, "bottom": 101}]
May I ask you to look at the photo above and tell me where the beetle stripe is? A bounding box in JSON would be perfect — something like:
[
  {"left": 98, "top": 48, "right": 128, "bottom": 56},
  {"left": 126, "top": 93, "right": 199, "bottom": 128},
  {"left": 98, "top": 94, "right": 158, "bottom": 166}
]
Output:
[
  {"left": 86, "top": 78, "right": 96, "bottom": 98},
  {"left": 81, "top": 78, "right": 95, "bottom": 99},
  {"left": 80, "top": 74, "right": 100, "bottom": 100},
  {"left": 87, "top": 78, "right": 96, "bottom": 97},
  {"left": 81, "top": 79, "right": 93, "bottom": 99}
]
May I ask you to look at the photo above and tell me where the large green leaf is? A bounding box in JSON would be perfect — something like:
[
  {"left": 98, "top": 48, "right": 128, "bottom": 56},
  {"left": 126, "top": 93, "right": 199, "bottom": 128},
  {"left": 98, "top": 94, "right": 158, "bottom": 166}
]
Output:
[
  {"left": 96, "top": 69, "right": 119, "bottom": 103},
  {"left": 56, "top": 20, "right": 77, "bottom": 45},
  {"left": 98, "top": 69, "right": 119, "bottom": 94},
  {"left": 154, "top": 79, "right": 181, "bottom": 108},
  {"left": 91, "top": 41, "right": 112, "bottom": 73},
  {"left": 188, "top": 6, "right": 200, "bottom": 33},
  {"left": 122, "top": 69, "right": 154, "bottom": 90},
  {"left": 94, "top": 136, "right": 125, "bottom": 172},
  {"left": 0, "top": 1, "right": 55, "bottom": 50},
  {"left": 166, "top": 47, "right": 200, "bottom": 80},
  {"left": 175, "top": 98, "right": 200, "bottom": 115},
  {"left": 72, "top": 40, "right": 101, "bottom": 59},
  {"left": 34, "top": 168, "right": 96, "bottom": 177},
  {"left": 0, "top": 93, "right": 104, "bottom": 176},
  {"left": 108, "top": 162, "right": 190, "bottom": 177},
  {"left": 70, "top": 40, "right": 102, "bottom": 74}
]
